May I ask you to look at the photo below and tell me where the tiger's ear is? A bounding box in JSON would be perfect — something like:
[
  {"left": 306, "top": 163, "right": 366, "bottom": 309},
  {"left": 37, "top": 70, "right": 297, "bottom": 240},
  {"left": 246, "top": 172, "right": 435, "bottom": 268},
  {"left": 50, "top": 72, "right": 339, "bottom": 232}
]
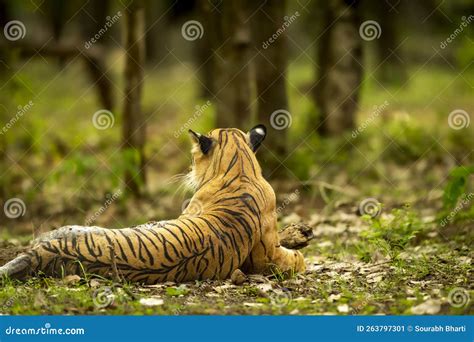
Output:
[
  {"left": 188, "top": 129, "right": 213, "bottom": 154},
  {"left": 247, "top": 124, "right": 266, "bottom": 152}
]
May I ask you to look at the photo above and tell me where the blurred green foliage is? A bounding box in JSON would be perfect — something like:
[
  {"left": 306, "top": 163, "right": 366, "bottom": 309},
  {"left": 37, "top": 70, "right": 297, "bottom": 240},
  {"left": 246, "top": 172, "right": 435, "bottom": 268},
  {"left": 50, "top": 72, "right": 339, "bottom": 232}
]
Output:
[{"left": 357, "top": 205, "right": 423, "bottom": 262}]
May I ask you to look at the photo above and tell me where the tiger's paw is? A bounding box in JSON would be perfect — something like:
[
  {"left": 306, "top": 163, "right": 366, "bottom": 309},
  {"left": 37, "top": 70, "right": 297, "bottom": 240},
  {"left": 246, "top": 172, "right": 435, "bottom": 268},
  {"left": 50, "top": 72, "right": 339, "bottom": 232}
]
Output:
[{"left": 279, "top": 223, "right": 314, "bottom": 250}]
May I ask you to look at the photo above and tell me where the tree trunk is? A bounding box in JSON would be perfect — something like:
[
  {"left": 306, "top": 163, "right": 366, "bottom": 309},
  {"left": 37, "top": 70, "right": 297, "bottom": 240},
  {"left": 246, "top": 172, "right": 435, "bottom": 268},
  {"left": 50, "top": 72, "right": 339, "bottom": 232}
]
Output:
[
  {"left": 144, "top": 0, "right": 167, "bottom": 65},
  {"left": 44, "top": 0, "right": 66, "bottom": 45},
  {"left": 372, "top": 1, "right": 406, "bottom": 84},
  {"left": 80, "top": 0, "right": 110, "bottom": 44},
  {"left": 212, "top": 0, "right": 252, "bottom": 128},
  {"left": 0, "top": 0, "right": 11, "bottom": 74},
  {"left": 122, "top": 0, "right": 146, "bottom": 196},
  {"left": 313, "top": 0, "right": 362, "bottom": 136},
  {"left": 79, "top": 0, "right": 114, "bottom": 110},
  {"left": 251, "top": 0, "right": 289, "bottom": 173},
  {"left": 195, "top": 0, "right": 219, "bottom": 98}
]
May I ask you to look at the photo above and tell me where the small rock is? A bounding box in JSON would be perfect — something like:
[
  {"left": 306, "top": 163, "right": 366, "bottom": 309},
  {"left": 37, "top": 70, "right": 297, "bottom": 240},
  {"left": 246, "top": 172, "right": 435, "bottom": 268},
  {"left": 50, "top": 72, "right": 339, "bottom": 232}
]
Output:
[
  {"left": 63, "top": 275, "right": 81, "bottom": 285},
  {"left": 231, "top": 269, "right": 247, "bottom": 285},
  {"left": 139, "top": 297, "right": 164, "bottom": 306},
  {"left": 411, "top": 299, "right": 441, "bottom": 315},
  {"left": 337, "top": 304, "right": 350, "bottom": 313}
]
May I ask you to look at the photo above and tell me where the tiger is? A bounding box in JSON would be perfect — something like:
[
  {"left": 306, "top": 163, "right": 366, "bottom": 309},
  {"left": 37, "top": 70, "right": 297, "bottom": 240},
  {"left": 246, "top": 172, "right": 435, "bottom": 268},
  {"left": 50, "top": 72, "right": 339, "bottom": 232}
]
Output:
[{"left": 0, "top": 125, "right": 305, "bottom": 284}]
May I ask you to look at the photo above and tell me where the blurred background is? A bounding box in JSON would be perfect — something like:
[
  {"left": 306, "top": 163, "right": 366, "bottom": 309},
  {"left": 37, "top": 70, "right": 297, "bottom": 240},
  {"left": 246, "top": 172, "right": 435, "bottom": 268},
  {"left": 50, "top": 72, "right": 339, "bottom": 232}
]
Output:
[{"left": 0, "top": 0, "right": 473, "bottom": 237}]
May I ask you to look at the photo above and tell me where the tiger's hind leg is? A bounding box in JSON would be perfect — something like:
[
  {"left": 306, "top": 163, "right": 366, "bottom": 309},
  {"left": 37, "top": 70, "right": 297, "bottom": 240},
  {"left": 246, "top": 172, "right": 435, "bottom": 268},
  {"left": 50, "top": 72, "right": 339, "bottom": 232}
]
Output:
[
  {"left": 242, "top": 222, "right": 306, "bottom": 276},
  {"left": 268, "top": 246, "right": 306, "bottom": 274},
  {"left": 0, "top": 253, "right": 37, "bottom": 280}
]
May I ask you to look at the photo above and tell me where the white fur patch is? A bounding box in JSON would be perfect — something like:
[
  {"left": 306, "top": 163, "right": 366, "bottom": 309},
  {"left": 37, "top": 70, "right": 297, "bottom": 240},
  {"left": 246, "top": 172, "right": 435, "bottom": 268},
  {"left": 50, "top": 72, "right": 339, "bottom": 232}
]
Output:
[
  {"left": 185, "top": 170, "right": 198, "bottom": 191},
  {"left": 255, "top": 127, "right": 265, "bottom": 135}
]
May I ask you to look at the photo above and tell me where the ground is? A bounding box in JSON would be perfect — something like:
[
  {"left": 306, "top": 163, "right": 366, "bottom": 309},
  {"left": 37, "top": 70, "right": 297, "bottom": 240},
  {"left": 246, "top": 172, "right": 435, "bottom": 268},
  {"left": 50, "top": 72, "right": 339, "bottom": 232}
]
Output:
[{"left": 0, "top": 202, "right": 472, "bottom": 315}]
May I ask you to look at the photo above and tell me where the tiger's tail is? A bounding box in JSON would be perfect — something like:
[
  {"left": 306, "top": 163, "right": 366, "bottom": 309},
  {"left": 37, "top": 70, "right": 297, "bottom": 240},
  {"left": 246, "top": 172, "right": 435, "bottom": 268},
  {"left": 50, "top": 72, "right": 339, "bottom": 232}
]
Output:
[{"left": 0, "top": 253, "right": 36, "bottom": 280}]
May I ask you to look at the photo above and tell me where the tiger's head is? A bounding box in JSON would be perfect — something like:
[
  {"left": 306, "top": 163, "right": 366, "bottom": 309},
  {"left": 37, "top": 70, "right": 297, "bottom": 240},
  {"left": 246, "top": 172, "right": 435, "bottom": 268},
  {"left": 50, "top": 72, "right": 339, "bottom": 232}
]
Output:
[{"left": 186, "top": 125, "right": 267, "bottom": 190}]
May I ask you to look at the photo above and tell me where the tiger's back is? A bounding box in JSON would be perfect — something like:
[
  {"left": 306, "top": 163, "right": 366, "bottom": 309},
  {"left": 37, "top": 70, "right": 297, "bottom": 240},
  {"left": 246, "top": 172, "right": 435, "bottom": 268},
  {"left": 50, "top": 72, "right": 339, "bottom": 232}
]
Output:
[{"left": 0, "top": 126, "right": 305, "bottom": 283}]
